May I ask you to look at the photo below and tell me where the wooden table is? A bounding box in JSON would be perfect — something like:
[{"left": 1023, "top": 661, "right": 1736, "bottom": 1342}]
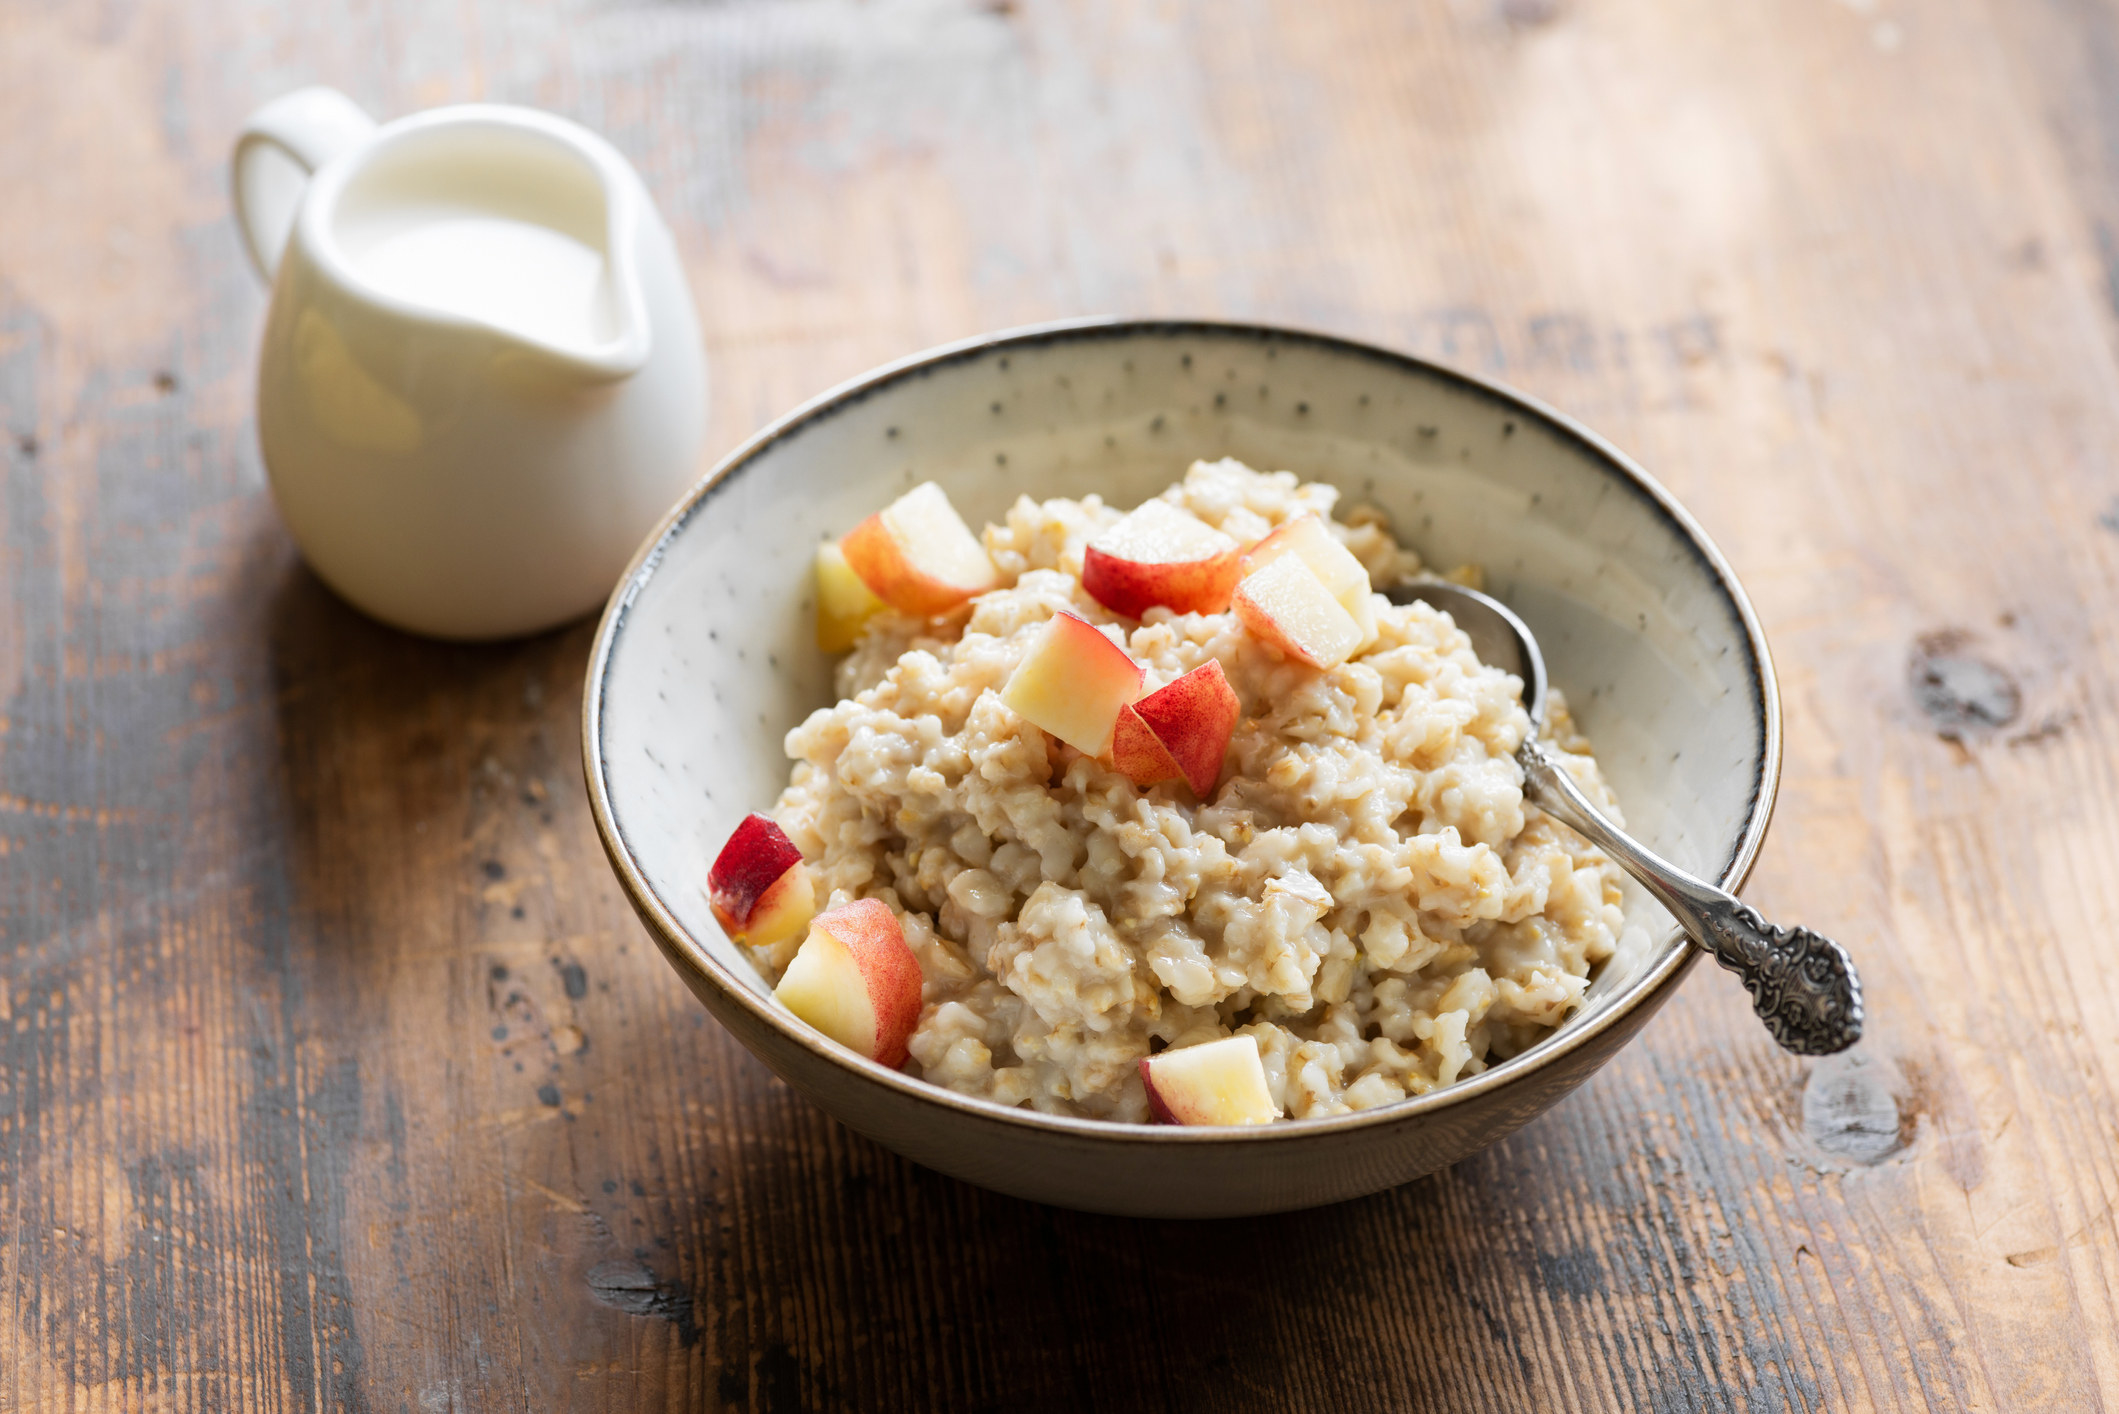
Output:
[{"left": 5, "top": 1, "right": 2117, "bottom": 1408}]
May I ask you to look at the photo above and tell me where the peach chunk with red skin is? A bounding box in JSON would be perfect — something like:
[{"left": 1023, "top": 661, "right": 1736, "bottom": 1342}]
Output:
[
  {"left": 839, "top": 481, "right": 999, "bottom": 617},
  {"left": 1110, "top": 707, "right": 1183, "bottom": 790},
  {"left": 1082, "top": 499, "right": 1244, "bottom": 618},
  {"left": 1238, "top": 512, "right": 1377, "bottom": 641},
  {"left": 772, "top": 899, "right": 924, "bottom": 1068},
  {"left": 1233, "top": 553, "right": 1366, "bottom": 670},
  {"left": 1111, "top": 660, "right": 1240, "bottom": 796},
  {"left": 707, "top": 813, "right": 817, "bottom": 955},
  {"left": 1139, "top": 1035, "right": 1279, "bottom": 1125},
  {"left": 999, "top": 611, "right": 1145, "bottom": 756}
]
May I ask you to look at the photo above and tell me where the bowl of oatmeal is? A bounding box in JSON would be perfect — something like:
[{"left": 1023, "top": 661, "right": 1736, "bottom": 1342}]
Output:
[{"left": 583, "top": 318, "right": 1777, "bottom": 1217}]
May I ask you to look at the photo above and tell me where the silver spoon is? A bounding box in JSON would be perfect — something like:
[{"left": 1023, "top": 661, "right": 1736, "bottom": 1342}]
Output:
[{"left": 1391, "top": 581, "right": 1864, "bottom": 1056}]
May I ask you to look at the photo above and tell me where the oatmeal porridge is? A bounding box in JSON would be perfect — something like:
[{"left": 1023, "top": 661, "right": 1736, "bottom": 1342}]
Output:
[{"left": 710, "top": 458, "right": 1630, "bottom": 1125}]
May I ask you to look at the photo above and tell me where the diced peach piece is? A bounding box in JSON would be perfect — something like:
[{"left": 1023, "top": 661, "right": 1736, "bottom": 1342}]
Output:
[
  {"left": 1140, "top": 1036, "right": 1278, "bottom": 1125},
  {"left": 708, "top": 814, "right": 818, "bottom": 955},
  {"left": 1233, "top": 555, "right": 1365, "bottom": 670},
  {"left": 999, "top": 611, "right": 1144, "bottom": 756},
  {"left": 1239, "top": 513, "right": 1376, "bottom": 640},
  {"left": 1082, "top": 500, "right": 1243, "bottom": 618},
  {"left": 1119, "top": 660, "right": 1240, "bottom": 796},
  {"left": 1111, "top": 703, "right": 1184, "bottom": 788},
  {"left": 839, "top": 481, "right": 999, "bottom": 617},
  {"left": 814, "top": 540, "right": 888, "bottom": 653},
  {"left": 772, "top": 898, "right": 923, "bottom": 1068}
]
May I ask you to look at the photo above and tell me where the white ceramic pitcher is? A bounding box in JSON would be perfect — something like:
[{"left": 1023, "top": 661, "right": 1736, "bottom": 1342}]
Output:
[{"left": 232, "top": 87, "right": 707, "bottom": 640}]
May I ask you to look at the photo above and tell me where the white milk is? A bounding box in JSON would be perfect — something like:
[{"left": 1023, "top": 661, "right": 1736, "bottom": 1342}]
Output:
[{"left": 353, "top": 213, "right": 614, "bottom": 349}]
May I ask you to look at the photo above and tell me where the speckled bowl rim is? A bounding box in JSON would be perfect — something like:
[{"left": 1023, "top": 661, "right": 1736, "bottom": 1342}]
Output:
[{"left": 582, "top": 316, "right": 1779, "bottom": 1148}]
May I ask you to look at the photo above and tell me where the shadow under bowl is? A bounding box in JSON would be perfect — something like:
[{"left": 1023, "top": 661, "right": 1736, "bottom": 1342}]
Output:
[{"left": 582, "top": 318, "right": 1777, "bottom": 1218}]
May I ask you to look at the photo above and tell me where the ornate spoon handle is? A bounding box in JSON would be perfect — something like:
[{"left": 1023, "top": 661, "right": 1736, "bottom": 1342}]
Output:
[{"left": 1518, "top": 739, "right": 1864, "bottom": 1056}]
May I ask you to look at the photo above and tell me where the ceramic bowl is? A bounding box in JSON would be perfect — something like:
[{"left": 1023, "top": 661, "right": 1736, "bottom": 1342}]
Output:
[{"left": 582, "top": 318, "right": 1777, "bottom": 1218}]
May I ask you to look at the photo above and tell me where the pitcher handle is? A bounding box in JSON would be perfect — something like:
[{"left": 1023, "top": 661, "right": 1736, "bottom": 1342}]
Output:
[{"left": 231, "top": 87, "right": 378, "bottom": 281}]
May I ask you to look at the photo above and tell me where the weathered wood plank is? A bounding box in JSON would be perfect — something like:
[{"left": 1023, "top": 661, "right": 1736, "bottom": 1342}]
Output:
[{"left": 4, "top": 0, "right": 2119, "bottom": 1409}]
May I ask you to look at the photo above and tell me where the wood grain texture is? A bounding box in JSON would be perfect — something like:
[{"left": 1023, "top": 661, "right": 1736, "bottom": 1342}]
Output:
[{"left": 4, "top": 0, "right": 2118, "bottom": 1408}]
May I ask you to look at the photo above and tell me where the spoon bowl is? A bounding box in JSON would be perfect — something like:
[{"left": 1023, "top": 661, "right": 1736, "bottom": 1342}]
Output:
[{"left": 1394, "top": 581, "right": 1548, "bottom": 724}]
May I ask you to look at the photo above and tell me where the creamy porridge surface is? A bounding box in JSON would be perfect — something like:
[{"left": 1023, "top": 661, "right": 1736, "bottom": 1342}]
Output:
[{"left": 764, "top": 458, "right": 1631, "bottom": 1123}]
